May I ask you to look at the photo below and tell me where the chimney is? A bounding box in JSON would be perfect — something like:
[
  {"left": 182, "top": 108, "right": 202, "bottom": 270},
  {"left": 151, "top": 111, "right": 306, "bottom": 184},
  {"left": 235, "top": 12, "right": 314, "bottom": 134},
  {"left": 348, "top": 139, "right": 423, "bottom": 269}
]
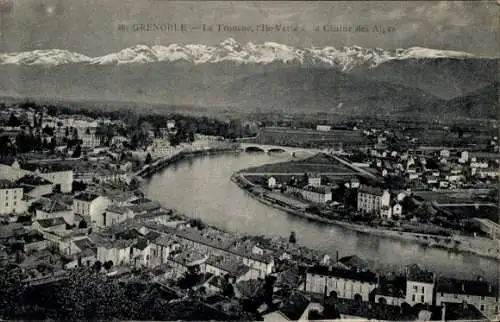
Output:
[
  {"left": 336, "top": 250, "right": 339, "bottom": 262},
  {"left": 461, "top": 283, "right": 465, "bottom": 292},
  {"left": 441, "top": 304, "right": 446, "bottom": 322}
]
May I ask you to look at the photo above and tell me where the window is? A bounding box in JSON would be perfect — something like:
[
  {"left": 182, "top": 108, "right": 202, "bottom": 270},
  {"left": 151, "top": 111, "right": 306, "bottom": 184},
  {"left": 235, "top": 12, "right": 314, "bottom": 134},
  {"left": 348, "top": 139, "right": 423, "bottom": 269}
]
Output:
[
  {"left": 422, "top": 287, "right": 425, "bottom": 293},
  {"left": 413, "top": 286, "right": 418, "bottom": 291},
  {"left": 441, "top": 292, "right": 444, "bottom": 297},
  {"left": 480, "top": 305, "right": 484, "bottom": 311},
  {"left": 412, "top": 295, "right": 416, "bottom": 302},
  {"left": 5, "top": 203, "right": 8, "bottom": 207},
  {"left": 421, "top": 295, "right": 424, "bottom": 303},
  {"left": 481, "top": 296, "right": 485, "bottom": 300}
]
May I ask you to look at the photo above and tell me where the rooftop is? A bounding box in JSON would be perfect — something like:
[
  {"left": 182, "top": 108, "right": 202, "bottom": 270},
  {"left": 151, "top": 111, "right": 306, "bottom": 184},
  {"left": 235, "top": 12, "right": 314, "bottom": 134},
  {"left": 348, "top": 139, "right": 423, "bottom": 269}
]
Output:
[
  {"left": 436, "top": 277, "right": 498, "bottom": 298},
  {"left": 38, "top": 200, "right": 71, "bottom": 213},
  {"left": 307, "top": 265, "right": 377, "bottom": 284},
  {"left": 73, "top": 238, "right": 96, "bottom": 252},
  {"left": 0, "top": 179, "right": 17, "bottom": 189},
  {"left": 358, "top": 185, "right": 387, "bottom": 196},
  {"left": 36, "top": 217, "right": 67, "bottom": 228},
  {"left": 16, "top": 174, "right": 52, "bottom": 186},
  {"left": 206, "top": 255, "right": 250, "bottom": 277},
  {"left": 106, "top": 204, "right": 132, "bottom": 215},
  {"left": 22, "top": 162, "right": 73, "bottom": 173},
  {"left": 278, "top": 293, "right": 312, "bottom": 321},
  {"left": 432, "top": 301, "right": 488, "bottom": 321},
  {"left": 74, "top": 191, "right": 100, "bottom": 202},
  {"left": 406, "top": 264, "right": 434, "bottom": 284},
  {"left": 127, "top": 201, "right": 162, "bottom": 213}
]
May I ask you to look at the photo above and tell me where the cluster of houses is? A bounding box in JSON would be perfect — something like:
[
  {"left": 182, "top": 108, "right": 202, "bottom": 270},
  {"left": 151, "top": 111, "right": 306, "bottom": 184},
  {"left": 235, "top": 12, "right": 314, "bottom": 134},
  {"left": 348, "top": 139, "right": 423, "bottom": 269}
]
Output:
[
  {"left": 365, "top": 147, "right": 499, "bottom": 190},
  {"left": 303, "top": 263, "right": 498, "bottom": 320},
  {"left": 356, "top": 185, "right": 405, "bottom": 219},
  {"left": 268, "top": 173, "right": 334, "bottom": 204}
]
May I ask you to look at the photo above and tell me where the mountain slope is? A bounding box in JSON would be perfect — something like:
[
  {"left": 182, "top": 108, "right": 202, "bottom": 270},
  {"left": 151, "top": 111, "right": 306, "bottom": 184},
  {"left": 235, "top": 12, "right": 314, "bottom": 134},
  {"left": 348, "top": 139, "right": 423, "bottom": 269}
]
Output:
[
  {"left": 438, "top": 82, "right": 499, "bottom": 119},
  {"left": 360, "top": 58, "right": 498, "bottom": 99},
  {"left": 225, "top": 68, "right": 443, "bottom": 115}
]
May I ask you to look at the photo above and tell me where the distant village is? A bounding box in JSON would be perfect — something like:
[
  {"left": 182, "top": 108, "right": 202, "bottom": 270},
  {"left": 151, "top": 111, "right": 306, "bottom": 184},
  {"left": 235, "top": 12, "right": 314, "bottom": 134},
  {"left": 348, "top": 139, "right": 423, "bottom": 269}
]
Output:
[{"left": 0, "top": 104, "right": 498, "bottom": 321}]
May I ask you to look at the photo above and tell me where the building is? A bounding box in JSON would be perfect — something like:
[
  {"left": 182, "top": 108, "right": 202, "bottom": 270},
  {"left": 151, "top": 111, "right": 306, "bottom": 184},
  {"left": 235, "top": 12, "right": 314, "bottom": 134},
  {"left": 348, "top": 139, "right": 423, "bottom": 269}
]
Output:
[
  {"left": 111, "top": 135, "right": 128, "bottom": 147},
  {"left": 35, "top": 200, "right": 74, "bottom": 225},
  {"left": 307, "top": 173, "right": 321, "bottom": 187},
  {"left": 405, "top": 264, "right": 435, "bottom": 306},
  {"left": 150, "top": 235, "right": 182, "bottom": 267},
  {"left": 436, "top": 277, "right": 499, "bottom": 319},
  {"left": 79, "top": 128, "right": 101, "bottom": 149},
  {"left": 73, "top": 192, "right": 112, "bottom": 227},
  {"left": 21, "top": 163, "right": 74, "bottom": 193},
  {"left": 16, "top": 175, "right": 54, "bottom": 198},
  {"left": 268, "top": 177, "right": 277, "bottom": 189},
  {"left": 304, "top": 265, "right": 378, "bottom": 301},
  {"left": 0, "top": 180, "right": 24, "bottom": 215},
  {"left": 473, "top": 218, "right": 500, "bottom": 240},
  {"left": 105, "top": 205, "right": 136, "bottom": 227},
  {"left": 357, "top": 185, "right": 390, "bottom": 215},
  {"left": 33, "top": 217, "right": 68, "bottom": 233},
  {"left": 96, "top": 239, "right": 135, "bottom": 266},
  {"left": 204, "top": 255, "right": 257, "bottom": 282},
  {"left": 316, "top": 125, "right": 332, "bottom": 132},
  {"left": 287, "top": 185, "right": 332, "bottom": 204}
]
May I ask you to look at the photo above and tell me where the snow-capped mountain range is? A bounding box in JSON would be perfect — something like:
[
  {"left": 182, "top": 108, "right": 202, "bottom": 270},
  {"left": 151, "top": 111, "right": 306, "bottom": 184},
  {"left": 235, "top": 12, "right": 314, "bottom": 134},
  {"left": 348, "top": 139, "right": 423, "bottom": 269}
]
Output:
[{"left": 0, "top": 38, "right": 478, "bottom": 70}]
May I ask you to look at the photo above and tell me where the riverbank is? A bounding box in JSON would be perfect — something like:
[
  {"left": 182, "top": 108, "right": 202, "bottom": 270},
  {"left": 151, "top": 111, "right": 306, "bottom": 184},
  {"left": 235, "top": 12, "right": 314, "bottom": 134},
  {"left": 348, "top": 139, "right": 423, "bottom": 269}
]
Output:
[
  {"left": 136, "top": 145, "right": 240, "bottom": 179},
  {"left": 231, "top": 172, "right": 500, "bottom": 261}
]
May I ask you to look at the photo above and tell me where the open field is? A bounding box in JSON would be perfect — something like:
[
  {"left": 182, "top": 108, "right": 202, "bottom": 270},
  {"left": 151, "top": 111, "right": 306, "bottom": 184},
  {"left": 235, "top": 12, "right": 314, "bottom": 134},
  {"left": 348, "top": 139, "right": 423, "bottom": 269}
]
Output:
[
  {"left": 439, "top": 205, "right": 499, "bottom": 223},
  {"left": 245, "top": 127, "right": 368, "bottom": 148},
  {"left": 414, "top": 190, "right": 494, "bottom": 204},
  {"left": 243, "top": 153, "right": 356, "bottom": 174}
]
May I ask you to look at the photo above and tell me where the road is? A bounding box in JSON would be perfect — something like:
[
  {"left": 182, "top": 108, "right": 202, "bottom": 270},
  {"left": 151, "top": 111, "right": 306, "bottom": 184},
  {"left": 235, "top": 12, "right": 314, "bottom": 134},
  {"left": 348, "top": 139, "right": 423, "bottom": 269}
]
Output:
[
  {"left": 329, "top": 155, "right": 381, "bottom": 180},
  {"left": 240, "top": 172, "right": 356, "bottom": 176}
]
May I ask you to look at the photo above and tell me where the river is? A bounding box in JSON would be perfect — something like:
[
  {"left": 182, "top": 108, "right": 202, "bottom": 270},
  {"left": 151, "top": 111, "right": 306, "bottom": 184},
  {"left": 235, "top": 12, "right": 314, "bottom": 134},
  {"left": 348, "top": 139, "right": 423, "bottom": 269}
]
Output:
[{"left": 144, "top": 152, "right": 498, "bottom": 281}]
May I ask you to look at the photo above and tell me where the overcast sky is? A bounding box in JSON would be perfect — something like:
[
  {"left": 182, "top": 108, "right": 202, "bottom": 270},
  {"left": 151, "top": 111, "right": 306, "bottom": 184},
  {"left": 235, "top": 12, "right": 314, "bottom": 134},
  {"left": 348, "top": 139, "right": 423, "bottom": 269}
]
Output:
[{"left": 0, "top": 0, "right": 498, "bottom": 56}]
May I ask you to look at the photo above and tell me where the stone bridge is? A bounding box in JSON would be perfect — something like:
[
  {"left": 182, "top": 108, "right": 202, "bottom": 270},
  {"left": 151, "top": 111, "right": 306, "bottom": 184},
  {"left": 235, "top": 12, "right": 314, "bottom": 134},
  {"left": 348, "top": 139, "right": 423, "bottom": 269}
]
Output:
[{"left": 239, "top": 143, "right": 322, "bottom": 156}]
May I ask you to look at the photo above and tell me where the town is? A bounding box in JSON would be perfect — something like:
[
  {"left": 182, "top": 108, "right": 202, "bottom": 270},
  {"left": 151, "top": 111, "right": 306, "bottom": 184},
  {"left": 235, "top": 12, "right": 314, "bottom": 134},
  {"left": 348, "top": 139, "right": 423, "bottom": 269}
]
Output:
[{"left": 0, "top": 101, "right": 498, "bottom": 321}]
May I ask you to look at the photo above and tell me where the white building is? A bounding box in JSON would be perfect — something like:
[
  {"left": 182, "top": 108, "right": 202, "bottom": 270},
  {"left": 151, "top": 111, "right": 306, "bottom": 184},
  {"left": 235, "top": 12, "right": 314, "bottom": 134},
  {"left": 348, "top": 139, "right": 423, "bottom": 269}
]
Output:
[
  {"left": 304, "top": 265, "right": 378, "bottom": 302},
  {"left": 105, "top": 205, "right": 136, "bottom": 227},
  {"left": 96, "top": 240, "right": 134, "bottom": 266},
  {"left": 436, "top": 278, "right": 499, "bottom": 319},
  {"left": 287, "top": 185, "right": 332, "bottom": 204},
  {"left": 440, "top": 150, "right": 451, "bottom": 158},
  {"left": 80, "top": 130, "right": 101, "bottom": 149},
  {"left": 35, "top": 201, "right": 74, "bottom": 225},
  {"left": 24, "top": 164, "right": 74, "bottom": 193},
  {"left": 268, "top": 176, "right": 277, "bottom": 189},
  {"left": 73, "top": 192, "right": 112, "bottom": 227},
  {"left": 316, "top": 125, "right": 332, "bottom": 132},
  {"left": 307, "top": 173, "right": 322, "bottom": 187},
  {"left": 357, "top": 185, "right": 391, "bottom": 215},
  {"left": 0, "top": 180, "right": 23, "bottom": 215},
  {"left": 405, "top": 265, "right": 435, "bottom": 306}
]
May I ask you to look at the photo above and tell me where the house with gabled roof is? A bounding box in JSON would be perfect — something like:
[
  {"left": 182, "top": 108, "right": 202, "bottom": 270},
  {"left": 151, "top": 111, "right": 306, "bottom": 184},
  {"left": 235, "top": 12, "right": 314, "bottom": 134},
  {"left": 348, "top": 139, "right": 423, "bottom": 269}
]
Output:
[{"left": 73, "top": 191, "right": 112, "bottom": 227}]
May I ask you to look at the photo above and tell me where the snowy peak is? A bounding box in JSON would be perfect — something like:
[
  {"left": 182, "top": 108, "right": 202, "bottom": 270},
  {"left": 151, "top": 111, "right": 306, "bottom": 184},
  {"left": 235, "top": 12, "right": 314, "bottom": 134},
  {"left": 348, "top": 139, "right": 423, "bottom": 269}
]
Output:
[
  {"left": 0, "top": 49, "right": 91, "bottom": 66},
  {"left": 0, "top": 39, "right": 481, "bottom": 68}
]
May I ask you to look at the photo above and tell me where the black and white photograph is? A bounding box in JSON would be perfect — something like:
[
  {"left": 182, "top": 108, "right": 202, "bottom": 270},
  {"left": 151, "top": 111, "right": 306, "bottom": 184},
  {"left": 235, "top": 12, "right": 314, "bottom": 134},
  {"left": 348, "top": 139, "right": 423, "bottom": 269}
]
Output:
[{"left": 0, "top": 1, "right": 498, "bottom": 321}]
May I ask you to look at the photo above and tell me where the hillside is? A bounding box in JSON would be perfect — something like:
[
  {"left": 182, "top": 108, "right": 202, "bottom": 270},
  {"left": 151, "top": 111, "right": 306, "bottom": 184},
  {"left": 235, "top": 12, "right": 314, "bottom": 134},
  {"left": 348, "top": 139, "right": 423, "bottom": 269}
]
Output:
[
  {"left": 225, "top": 68, "right": 443, "bottom": 115},
  {"left": 360, "top": 58, "right": 498, "bottom": 99},
  {"left": 438, "top": 82, "right": 499, "bottom": 119}
]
